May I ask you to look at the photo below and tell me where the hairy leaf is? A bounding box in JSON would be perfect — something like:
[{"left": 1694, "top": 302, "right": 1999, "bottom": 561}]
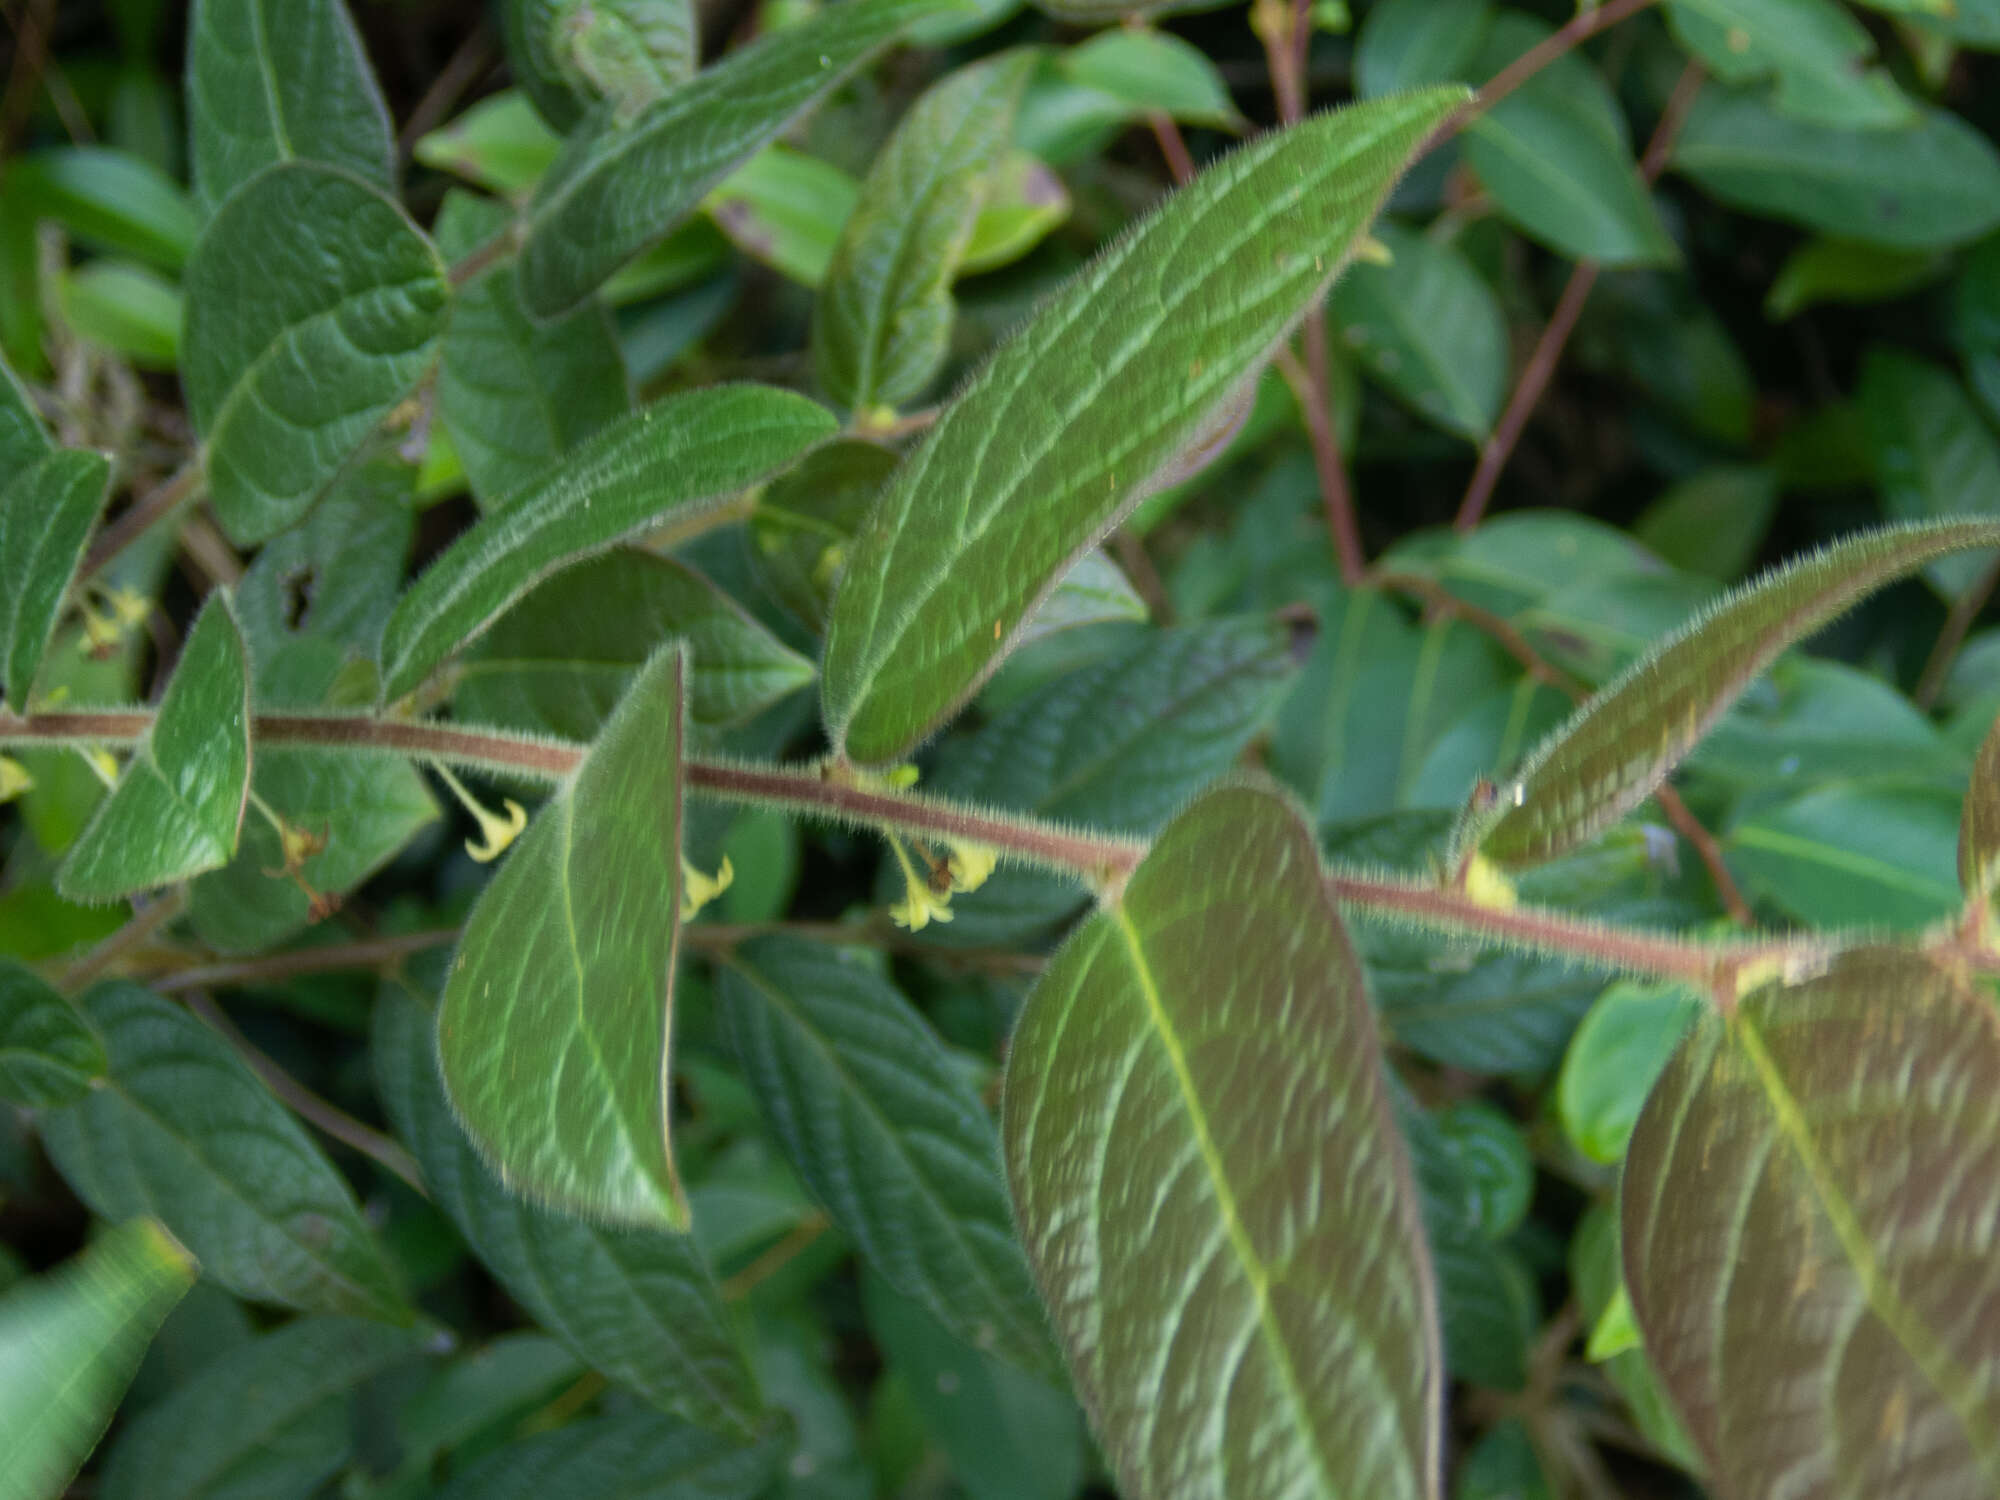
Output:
[
  {"left": 439, "top": 645, "right": 689, "bottom": 1228},
  {"left": 182, "top": 163, "right": 447, "bottom": 544},
  {"left": 0, "top": 350, "right": 48, "bottom": 474},
  {"left": 1666, "top": 0, "right": 1913, "bottom": 129},
  {"left": 503, "top": 0, "right": 698, "bottom": 132},
  {"left": 822, "top": 88, "right": 1462, "bottom": 762},
  {"left": 1963, "top": 711, "right": 2000, "bottom": 902},
  {"left": 58, "top": 593, "right": 251, "bottom": 901},
  {"left": 0, "top": 448, "right": 110, "bottom": 710},
  {"left": 1004, "top": 784, "right": 1441, "bottom": 1500},
  {"left": 378, "top": 386, "right": 834, "bottom": 702},
  {"left": 38, "top": 983, "right": 409, "bottom": 1321},
  {"left": 434, "top": 1409, "right": 787, "bottom": 1500},
  {"left": 0, "top": 959, "right": 106, "bottom": 1107},
  {"left": 1465, "top": 518, "right": 2000, "bottom": 867},
  {"left": 1624, "top": 949, "right": 2000, "bottom": 1495}
]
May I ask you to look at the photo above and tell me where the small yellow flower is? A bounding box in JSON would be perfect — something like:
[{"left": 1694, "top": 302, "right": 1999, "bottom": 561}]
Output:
[
  {"left": 1462, "top": 854, "right": 1518, "bottom": 911},
  {"left": 431, "top": 764, "right": 527, "bottom": 863},
  {"left": 889, "top": 882, "right": 955, "bottom": 932},
  {"left": 945, "top": 839, "right": 997, "bottom": 893},
  {"left": 107, "top": 588, "right": 151, "bottom": 629},
  {"left": 79, "top": 746, "right": 120, "bottom": 788},
  {"left": 0, "top": 756, "right": 33, "bottom": 802},
  {"left": 681, "top": 855, "right": 734, "bottom": 920}
]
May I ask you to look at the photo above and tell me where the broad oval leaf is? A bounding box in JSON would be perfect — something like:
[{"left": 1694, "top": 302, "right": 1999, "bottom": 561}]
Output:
[
  {"left": 1963, "top": 710, "right": 2000, "bottom": 902},
  {"left": 1003, "top": 784, "right": 1441, "bottom": 1500},
  {"left": 718, "top": 938, "right": 1057, "bottom": 1376},
  {"left": 1465, "top": 518, "right": 2000, "bottom": 867},
  {"left": 1623, "top": 949, "right": 2000, "bottom": 1496},
  {"left": 516, "top": 0, "right": 952, "bottom": 319},
  {"left": 438, "top": 645, "right": 689, "bottom": 1228},
  {"left": 378, "top": 385, "right": 834, "bottom": 703},
  {"left": 185, "top": 0, "right": 396, "bottom": 215},
  {"left": 821, "top": 88, "right": 1463, "bottom": 764},
  {"left": 1665, "top": 0, "right": 1913, "bottom": 130},
  {"left": 0, "top": 1218, "right": 194, "bottom": 1500},
  {"left": 0, "top": 959, "right": 106, "bottom": 1107},
  {"left": 814, "top": 52, "right": 1036, "bottom": 414},
  {"left": 58, "top": 592, "right": 251, "bottom": 902},
  {"left": 183, "top": 163, "right": 448, "bottom": 544},
  {"left": 37, "top": 982, "right": 410, "bottom": 1321},
  {"left": 503, "top": 0, "right": 698, "bottom": 132},
  {"left": 435, "top": 1409, "right": 786, "bottom": 1500},
  {"left": 0, "top": 447, "right": 110, "bottom": 710}
]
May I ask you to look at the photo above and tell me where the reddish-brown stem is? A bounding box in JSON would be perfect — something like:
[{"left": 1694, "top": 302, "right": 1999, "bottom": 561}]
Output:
[
  {"left": 1654, "top": 784, "right": 1754, "bottom": 926},
  {"left": 720, "top": 1211, "right": 831, "bottom": 1299},
  {"left": 148, "top": 929, "right": 460, "bottom": 993},
  {"left": 396, "top": 23, "right": 493, "bottom": 157},
  {"left": 59, "top": 889, "right": 189, "bottom": 990},
  {"left": 1275, "top": 342, "right": 1365, "bottom": 586},
  {"left": 79, "top": 459, "right": 205, "bottom": 583},
  {"left": 1916, "top": 552, "right": 2000, "bottom": 709},
  {"left": 1147, "top": 111, "right": 1196, "bottom": 185}
]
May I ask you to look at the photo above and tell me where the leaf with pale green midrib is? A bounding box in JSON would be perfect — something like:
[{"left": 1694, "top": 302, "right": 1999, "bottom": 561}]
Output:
[
  {"left": 822, "top": 88, "right": 1463, "bottom": 763},
  {"left": 0, "top": 448, "right": 110, "bottom": 710},
  {"left": 378, "top": 386, "right": 834, "bottom": 703},
  {"left": 814, "top": 52, "right": 1034, "bottom": 413},
  {"left": 374, "top": 983, "right": 764, "bottom": 1436},
  {"left": 0, "top": 1218, "right": 194, "bottom": 1500},
  {"left": 185, "top": 0, "right": 395, "bottom": 215},
  {"left": 37, "top": 982, "right": 410, "bottom": 1321},
  {"left": 0, "top": 348, "right": 49, "bottom": 475},
  {"left": 0, "top": 959, "right": 105, "bottom": 1107},
  {"left": 516, "top": 0, "right": 953, "bottom": 318},
  {"left": 58, "top": 593, "right": 252, "bottom": 901},
  {"left": 1465, "top": 518, "right": 2000, "bottom": 867},
  {"left": 1623, "top": 948, "right": 2000, "bottom": 1496},
  {"left": 1962, "top": 712, "right": 2000, "bottom": 901},
  {"left": 435, "top": 1409, "right": 786, "bottom": 1500},
  {"left": 439, "top": 645, "right": 688, "bottom": 1228},
  {"left": 719, "top": 938, "right": 1057, "bottom": 1377},
  {"left": 1666, "top": 0, "right": 1913, "bottom": 130},
  {"left": 1003, "top": 783, "right": 1441, "bottom": 1500},
  {"left": 504, "top": 0, "right": 698, "bottom": 132},
  {"left": 182, "top": 163, "right": 447, "bottom": 545}
]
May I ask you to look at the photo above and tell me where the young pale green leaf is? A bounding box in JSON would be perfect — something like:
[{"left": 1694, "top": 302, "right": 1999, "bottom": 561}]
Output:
[
  {"left": 1060, "top": 30, "right": 1240, "bottom": 129},
  {"left": 1354, "top": 0, "right": 1492, "bottom": 97},
  {"left": 1666, "top": 0, "right": 1913, "bottom": 129},
  {"left": 1962, "top": 711, "right": 2000, "bottom": 902},
  {"left": 58, "top": 593, "right": 251, "bottom": 902},
  {"left": 0, "top": 960, "right": 106, "bottom": 1107},
  {"left": 503, "top": 0, "right": 698, "bottom": 133},
  {"left": 1003, "top": 784, "right": 1441, "bottom": 1500},
  {"left": 183, "top": 163, "right": 448, "bottom": 545},
  {"left": 1858, "top": 350, "right": 2000, "bottom": 597},
  {"left": 58, "top": 260, "right": 183, "bottom": 371},
  {"left": 378, "top": 386, "right": 834, "bottom": 703},
  {"left": 814, "top": 52, "right": 1036, "bottom": 414},
  {"left": 8, "top": 147, "right": 199, "bottom": 272},
  {"left": 0, "top": 1218, "right": 194, "bottom": 1500},
  {"left": 1852, "top": 0, "right": 2000, "bottom": 45},
  {"left": 1764, "top": 238, "right": 1946, "bottom": 321},
  {"left": 1554, "top": 980, "right": 1701, "bottom": 1165},
  {"left": 0, "top": 350, "right": 48, "bottom": 474},
  {"left": 414, "top": 90, "right": 562, "bottom": 198},
  {"left": 1623, "top": 948, "right": 2000, "bottom": 1496},
  {"left": 456, "top": 551, "right": 814, "bottom": 740},
  {"left": 707, "top": 145, "right": 859, "bottom": 288},
  {"left": 97, "top": 1315, "right": 435, "bottom": 1500},
  {"left": 185, "top": 0, "right": 394, "bottom": 215},
  {"left": 439, "top": 645, "right": 689, "bottom": 1229},
  {"left": 0, "top": 448, "right": 110, "bottom": 710},
  {"left": 821, "top": 88, "right": 1463, "bottom": 763},
  {"left": 718, "top": 938, "right": 1057, "bottom": 1377},
  {"left": 375, "top": 984, "right": 765, "bottom": 1435},
  {"left": 515, "top": 0, "right": 953, "bottom": 319},
  {"left": 435, "top": 1410, "right": 787, "bottom": 1500},
  {"left": 1465, "top": 518, "right": 2000, "bottom": 867},
  {"left": 37, "top": 983, "right": 410, "bottom": 1321},
  {"left": 1673, "top": 88, "right": 2000, "bottom": 250}
]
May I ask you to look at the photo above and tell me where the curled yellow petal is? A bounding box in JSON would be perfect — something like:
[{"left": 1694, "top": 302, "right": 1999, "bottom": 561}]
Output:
[
  {"left": 946, "top": 839, "right": 997, "bottom": 893},
  {"left": 889, "top": 884, "right": 955, "bottom": 932},
  {"left": 1462, "top": 854, "right": 1518, "bottom": 911},
  {"left": 0, "top": 756, "right": 33, "bottom": 802},
  {"left": 432, "top": 763, "right": 528, "bottom": 863},
  {"left": 681, "top": 854, "right": 734, "bottom": 919}
]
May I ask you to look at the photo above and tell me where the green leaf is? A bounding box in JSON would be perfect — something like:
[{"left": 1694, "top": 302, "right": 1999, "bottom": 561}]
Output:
[
  {"left": 38, "top": 982, "right": 410, "bottom": 1321},
  {"left": 0, "top": 350, "right": 49, "bottom": 476},
  {"left": 1354, "top": 0, "right": 1492, "bottom": 97},
  {"left": 503, "top": 0, "right": 698, "bottom": 133},
  {"left": 96, "top": 1315, "right": 433, "bottom": 1500},
  {"left": 1726, "top": 783, "right": 1962, "bottom": 931},
  {"left": 708, "top": 146, "right": 859, "bottom": 288},
  {"left": 58, "top": 593, "right": 251, "bottom": 901},
  {"left": 435, "top": 192, "right": 633, "bottom": 511},
  {"left": 960, "top": 149, "right": 1071, "bottom": 276},
  {"left": 1764, "top": 237, "right": 1946, "bottom": 320},
  {"left": 515, "top": 0, "right": 952, "bottom": 319},
  {"left": 182, "top": 163, "right": 448, "bottom": 545},
  {"left": 0, "top": 1219, "right": 194, "bottom": 1500},
  {"left": 1665, "top": 0, "right": 1914, "bottom": 129},
  {"left": 1858, "top": 350, "right": 2000, "bottom": 597},
  {"left": 8, "top": 147, "right": 199, "bottom": 272},
  {"left": 1853, "top": 0, "right": 2000, "bottom": 46},
  {"left": 378, "top": 386, "right": 834, "bottom": 703},
  {"left": 815, "top": 53, "right": 1034, "bottom": 414},
  {"left": 435, "top": 1410, "right": 787, "bottom": 1500},
  {"left": 747, "top": 440, "right": 900, "bottom": 634},
  {"left": 1623, "top": 948, "right": 2000, "bottom": 1495},
  {"left": 1633, "top": 465, "right": 1777, "bottom": 580},
  {"left": 439, "top": 645, "right": 689, "bottom": 1228},
  {"left": 1059, "top": 30, "right": 1240, "bottom": 130},
  {"left": 414, "top": 91, "right": 562, "bottom": 198},
  {"left": 456, "top": 550, "right": 815, "bottom": 739},
  {"left": 1555, "top": 980, "right": 1702, "bottom": 1165},
  {"left": 57, "top": 260, "right": 182, "bottom": 370},
  {"left": 718, "top": 938, "right": 1056, "bottom": 1376},
  {"left": 1465, "top": 518, "right": 2000, "bottom": 867},
  {"left": 378, "top": 1333, "right": 583, "bottom": 1488},
  {"left": 1003, "top": 784, "right": 1441, "bottom": 1500},
  {"left": 0, "top": 448, "right": 111, "bottom": 711},
  {"left": 0, "top": 959, "right": 106, "bottom": 1107},
  {"left": 375, "top": 983, "right": 765, "bottom": 1435},
  {"left": 1030, "top": 0, "right": 1214, "bottom": 29},
  {"left": 1431, "top": 1101, "right": 1533, "bottom": 1240},
  {"left": 821, "top": 88, "right": 1463, "bottom": 763},
  {"left": 1672, "top": 87, "right": 2000, "bottom": 249},
  {"left": 185, "top": 0, "right": 394, "bottom": 215},
  {"left": 1331, "top": 221, "right": 1506, "bottom": 441},
  {"left": 1013, "top": 549, "right": 1147, "bottom": 646},
  {"left": 1962, "top": 711, "right": 2000, "bottom": 901}
]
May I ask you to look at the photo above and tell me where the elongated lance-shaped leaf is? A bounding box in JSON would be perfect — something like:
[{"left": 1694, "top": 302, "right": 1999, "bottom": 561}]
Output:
[
  {"left": 1623, "top": 948, "right": 2000, "bottom": 1497},
  {"left": 718, "top": 938, "right": 1058, "bottom": 1377},
  {"left": 439, "top": 645, "right": 690, "bottom": 1229},
  {"left": 183, "top": 163, "right": 448, "bottom": 545},
  {"left": 58, "top": 592, "right": 251, "bottom": 902},
  {"left": 1464, "top": 518, "right": 2000, "bottom": 867},
  {"left": 0, "top": 959, "right": 105, "bottom": 1107},
  {"left": 0, "top": 1218, "right": 194, "bottom": 1500},
  {"left": 185, "top": 0, "right": 395, "bottom": 215},
  {"left": 0, "top": 447, "right": 110, "bottom": 710},
  {"left": 504, "top": 0, "right": 698, "bottom": 132},
  {"left": 821, "top": 88, "right": 1463, "bottom": 764},
  {"left": 0, "top": 348, "right": 49, "bottom": 475},
  {"left": 375, "top": 984, "right": 764, "bottom": 1435},
  {"left": 813, "top": 52, "right": 1035, "bottom": 414},
  {"left": 1963, "top": 712, "right": 2000, "bottom": 904},
  {"left": 515, "top": 0, "right": 956, "bottom": 319},
  {"left": 378, "top": 386, "right": 834, "bottom": 703},
  {"left": 1003, "top": 783, "right": 1442, "bottom": 1500}
]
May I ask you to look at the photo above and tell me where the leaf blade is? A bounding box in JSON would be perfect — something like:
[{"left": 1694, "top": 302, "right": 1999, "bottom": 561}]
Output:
[
  {"left": 0, "top": 447, "right": 111, "bottom": 711},
  {"left": 0, "top": 959, "right": 106, "bottom": 1107}
]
